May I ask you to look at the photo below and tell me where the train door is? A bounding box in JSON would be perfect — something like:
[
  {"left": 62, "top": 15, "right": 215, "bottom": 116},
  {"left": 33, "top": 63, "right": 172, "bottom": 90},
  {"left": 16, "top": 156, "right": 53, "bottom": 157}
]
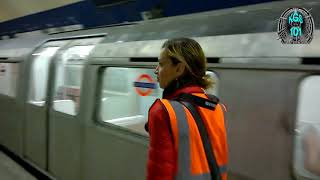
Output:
[
  {"left": 0, "top": 60, "right": 22, "bottom": 155},
  {"left": 47, "top": 37, "right": 103, "bottom": 180},
  {"left": 24, "top": 40, "right": 69, "bottom": 170}
]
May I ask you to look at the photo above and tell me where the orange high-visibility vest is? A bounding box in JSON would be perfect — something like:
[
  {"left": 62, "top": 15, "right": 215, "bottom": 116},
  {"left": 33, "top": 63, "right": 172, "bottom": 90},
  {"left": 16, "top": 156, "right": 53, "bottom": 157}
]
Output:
[{"left": 160, "top": 93, "right": 228, "bottom": 180}]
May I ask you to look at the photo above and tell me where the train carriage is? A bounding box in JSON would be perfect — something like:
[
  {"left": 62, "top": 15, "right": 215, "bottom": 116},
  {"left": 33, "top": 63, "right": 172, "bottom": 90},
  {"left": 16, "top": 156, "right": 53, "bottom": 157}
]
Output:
[{"left": 0, "top": 0, "right": 319, "bottom": 180}]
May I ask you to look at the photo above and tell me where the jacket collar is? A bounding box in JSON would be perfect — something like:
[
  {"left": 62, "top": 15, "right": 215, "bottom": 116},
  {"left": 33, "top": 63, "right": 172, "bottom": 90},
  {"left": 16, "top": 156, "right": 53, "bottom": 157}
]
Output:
[{"left": 162, "top": 81, "right": 204, "bottom": 100}]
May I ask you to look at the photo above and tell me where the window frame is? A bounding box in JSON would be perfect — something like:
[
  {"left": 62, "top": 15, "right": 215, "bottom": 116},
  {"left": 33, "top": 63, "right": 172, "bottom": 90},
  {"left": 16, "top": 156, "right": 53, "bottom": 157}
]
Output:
[
  {"left": 28, "top": 46, "right": 61, "bottom": 106},
  {"left": 52, "top": 45, "right": 95, "bottom": 116}
]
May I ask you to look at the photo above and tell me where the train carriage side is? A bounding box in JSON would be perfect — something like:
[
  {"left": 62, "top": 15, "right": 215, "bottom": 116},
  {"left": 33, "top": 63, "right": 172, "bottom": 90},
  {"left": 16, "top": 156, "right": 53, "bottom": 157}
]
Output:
[
  {"left": 81, "top": 28, "right": 320, "bottom": 180},
  {"left": 75, "top": 1, "right": 320, "bottom": 177},
  {"left": 0, "top": 35, "right": 48, "bottom": 157}
]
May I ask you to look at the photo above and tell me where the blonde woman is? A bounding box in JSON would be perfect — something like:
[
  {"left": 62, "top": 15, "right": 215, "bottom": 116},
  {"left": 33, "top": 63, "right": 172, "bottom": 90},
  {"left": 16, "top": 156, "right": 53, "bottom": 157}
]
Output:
[{"left": 146, "top": 38, "right": 228, "bottom": 180}]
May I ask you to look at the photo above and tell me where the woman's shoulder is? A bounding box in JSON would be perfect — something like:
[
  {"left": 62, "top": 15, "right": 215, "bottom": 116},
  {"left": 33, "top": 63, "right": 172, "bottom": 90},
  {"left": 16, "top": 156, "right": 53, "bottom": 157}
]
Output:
[
  {"left": 147, "top": 99, "right": 171, "bottom": 134},
  {"left": 149, "top": 99, "right": 167, "bottom": 115}
]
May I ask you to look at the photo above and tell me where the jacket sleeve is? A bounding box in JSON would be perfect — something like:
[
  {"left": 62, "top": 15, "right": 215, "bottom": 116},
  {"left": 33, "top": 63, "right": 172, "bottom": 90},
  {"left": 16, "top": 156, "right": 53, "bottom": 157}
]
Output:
[{"left": 147, "top": 100, "right": 176, "bottom": 180}]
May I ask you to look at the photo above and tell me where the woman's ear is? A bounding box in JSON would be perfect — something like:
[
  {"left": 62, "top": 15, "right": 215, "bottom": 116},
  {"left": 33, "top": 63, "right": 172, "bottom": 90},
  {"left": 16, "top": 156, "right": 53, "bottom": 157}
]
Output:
[{"left": 176, "top": 63, "right": 186, "bottom": 77}]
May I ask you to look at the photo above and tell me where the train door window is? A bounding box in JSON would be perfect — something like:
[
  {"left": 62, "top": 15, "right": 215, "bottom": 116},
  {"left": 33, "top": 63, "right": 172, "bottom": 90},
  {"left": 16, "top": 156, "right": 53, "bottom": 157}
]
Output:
[
  {"left": 28, "top": 47, "right": 60, "bottom": 106},
  {"left": 0, "top": 62, "right": 20, "bottom": 97},
  {"left": 98, "top": 67, "right": 161, "bottom": 135},
  {"left": 294, "top": 76, "right": 320, "bottom": 179},
  {"left": 97, "top": 67, "right": 218, "bottom": 135},
  {"left": 52, "top": 45, "right": 94, "bottom": 115}
]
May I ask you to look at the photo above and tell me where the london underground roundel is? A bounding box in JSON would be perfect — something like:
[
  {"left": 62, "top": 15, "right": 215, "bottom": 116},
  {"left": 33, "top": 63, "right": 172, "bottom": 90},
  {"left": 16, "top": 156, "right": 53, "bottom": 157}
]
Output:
[{"left": 133, "top": 74, "right": 157, "bottom": 96}]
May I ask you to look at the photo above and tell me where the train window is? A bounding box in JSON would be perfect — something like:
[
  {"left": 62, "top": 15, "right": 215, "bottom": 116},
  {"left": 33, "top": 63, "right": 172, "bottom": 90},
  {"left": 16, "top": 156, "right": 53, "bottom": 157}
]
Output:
[
  {"left": 0, "top": 63, "right": 20, "bottom": 97},
  {"left": 294, "top": 76, "right": 320, "bottom": 179},
  {"left": 97, "top": 67, "right": 219, "bottom": 135},
  {"left": 28, "top": 47, "right": 60, "bottom": 106},
  {"left": 52, "top": 45, "right": 94, "bottom": 115},
  {"left": 98, "top": 67, "right": 161, "bottom": 135}
]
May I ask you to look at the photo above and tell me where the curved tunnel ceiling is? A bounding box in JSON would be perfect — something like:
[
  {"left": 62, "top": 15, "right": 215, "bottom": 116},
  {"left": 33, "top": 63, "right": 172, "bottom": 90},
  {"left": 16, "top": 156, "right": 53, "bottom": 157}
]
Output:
[{"left": 0, "top": 0, "right": 82, "bottom": 23}]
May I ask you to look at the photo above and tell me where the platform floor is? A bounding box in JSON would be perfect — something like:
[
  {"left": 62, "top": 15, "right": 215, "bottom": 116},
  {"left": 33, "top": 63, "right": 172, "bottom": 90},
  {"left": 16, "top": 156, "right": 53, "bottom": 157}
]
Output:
[{"left": 0, "top": 151, "right": 37, "bottom": 180}]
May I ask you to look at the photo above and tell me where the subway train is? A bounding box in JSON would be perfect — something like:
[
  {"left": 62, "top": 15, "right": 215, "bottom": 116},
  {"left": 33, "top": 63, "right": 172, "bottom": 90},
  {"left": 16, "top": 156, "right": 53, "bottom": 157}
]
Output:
[{"left": 0, "top": 0, "right": 320, "bottom": 180}]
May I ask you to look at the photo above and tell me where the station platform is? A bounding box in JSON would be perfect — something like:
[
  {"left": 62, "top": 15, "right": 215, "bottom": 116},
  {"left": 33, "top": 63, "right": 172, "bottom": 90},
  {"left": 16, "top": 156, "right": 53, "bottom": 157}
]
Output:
[{"left": 0, "top": 151, "right": 37, "bottom": 180}]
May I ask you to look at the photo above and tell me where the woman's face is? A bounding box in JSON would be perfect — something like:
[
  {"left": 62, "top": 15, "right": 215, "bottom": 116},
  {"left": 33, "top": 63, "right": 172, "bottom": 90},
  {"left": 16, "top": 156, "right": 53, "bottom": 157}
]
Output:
[{"left": 155, "top": 49, "right": 181, "bottom": 89}]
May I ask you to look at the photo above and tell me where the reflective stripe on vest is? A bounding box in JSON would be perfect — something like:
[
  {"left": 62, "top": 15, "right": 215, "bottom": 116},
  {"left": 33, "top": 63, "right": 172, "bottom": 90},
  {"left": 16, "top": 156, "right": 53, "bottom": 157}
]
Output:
[{"left": 160, "top": 97, "right": 228, "bottom": 180}]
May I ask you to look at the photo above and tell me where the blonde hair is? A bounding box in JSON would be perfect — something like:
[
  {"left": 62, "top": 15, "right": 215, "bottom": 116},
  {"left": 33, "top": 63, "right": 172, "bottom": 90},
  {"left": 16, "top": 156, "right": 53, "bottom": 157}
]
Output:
[{"left": 162, "top": 38, "right": 214, "bottom": 89}]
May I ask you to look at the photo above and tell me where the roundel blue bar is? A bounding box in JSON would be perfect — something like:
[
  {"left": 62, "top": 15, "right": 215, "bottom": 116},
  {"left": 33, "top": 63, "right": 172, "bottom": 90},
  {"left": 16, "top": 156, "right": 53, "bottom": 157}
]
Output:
[{"left": 133, "top": 82, "right": 157, "bottom": 89}]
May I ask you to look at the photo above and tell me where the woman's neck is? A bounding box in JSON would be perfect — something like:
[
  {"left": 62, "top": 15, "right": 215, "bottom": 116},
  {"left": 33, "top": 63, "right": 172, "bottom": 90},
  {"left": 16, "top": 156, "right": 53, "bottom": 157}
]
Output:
[{"left": 162, "top": 78, "right": 197, "bottom": 98}]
